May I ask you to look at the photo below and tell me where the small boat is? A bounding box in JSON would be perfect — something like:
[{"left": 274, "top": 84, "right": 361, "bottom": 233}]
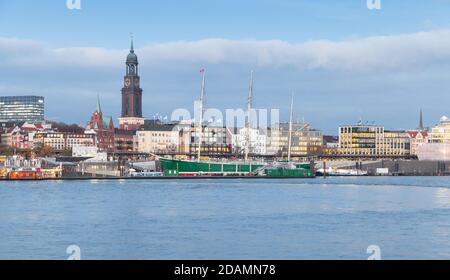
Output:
[
  {"left": 261, "top": 162, "right": 315, "bottom": 178},
  {"left": 127, "top": 169, "right": 163, "bottom": 178},
  {"left": 8, "top": 169, "right": 43, "bottom": 180},
  {"left": 316, "top": 168, "right": 368, "bottom": 177}
]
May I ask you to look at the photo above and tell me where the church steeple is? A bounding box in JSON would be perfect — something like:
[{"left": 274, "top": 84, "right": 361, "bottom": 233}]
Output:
[
  {"left": 418, "top": 109, "right": 424, "bottom": 131},
  {"left": 96, "top": 95, "right": 102, "bottom": 114}
]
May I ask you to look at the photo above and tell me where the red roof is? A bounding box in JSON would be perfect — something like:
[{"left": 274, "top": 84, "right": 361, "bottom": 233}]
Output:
[
  {"left": 20, "top": 127, "right": 37, "bottom": 132},
  {"left": 408, "top": 131, "right": 418, "bottom": 138},
  {"left": 408, "top": 131, "right": 428, "bottom": 139}
]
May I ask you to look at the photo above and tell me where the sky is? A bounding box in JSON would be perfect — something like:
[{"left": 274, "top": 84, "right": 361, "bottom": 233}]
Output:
[{"left": 2, "top": 0, "right": 450, "bottom": 134}]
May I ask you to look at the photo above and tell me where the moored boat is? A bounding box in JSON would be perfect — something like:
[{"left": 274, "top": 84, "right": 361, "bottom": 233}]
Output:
[
  {"left": 127, "top": 169, "right": 164, "bottom": 178},
  {"left": 8, "top": 169, "right": 43, "bottom": 180},
  {"left": 159, "top": 158, "right": 314, "bottom": 178},
  {"left": 316, "top": 168, "right": 368, "bottom": 177},
  {"left": 160, "top": 158, "right": 264, "bottom": 177},
  {"left": 262, "top": 162, "right": 315, "bottom": 178}
]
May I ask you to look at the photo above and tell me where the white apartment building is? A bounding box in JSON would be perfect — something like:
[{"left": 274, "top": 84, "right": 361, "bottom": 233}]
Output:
[
  {"left": 137, "top": 122, "right": 190, "bottom": 154},
  {"left": 231, "top": 127, "right": 268, "bottom": 155}
]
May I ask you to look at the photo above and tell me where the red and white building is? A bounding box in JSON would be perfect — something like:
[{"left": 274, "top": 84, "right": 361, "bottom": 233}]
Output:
[
  {"left": 86, "top": 98, "right": 116, "bottom": 152},
  {"left": 408, "top": 131, "right": 429, "bottom": 156}
]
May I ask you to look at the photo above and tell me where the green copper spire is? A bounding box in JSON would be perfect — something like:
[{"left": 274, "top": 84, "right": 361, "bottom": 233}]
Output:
[
  {"left": 96, "top": 95, "right": 102, "bottom": 113},
  {"left": 126, "top": 34, "right": 138, "bottom": 64},
  {"left": 418, "top": 109, "right": 425, "bottom": 130}
]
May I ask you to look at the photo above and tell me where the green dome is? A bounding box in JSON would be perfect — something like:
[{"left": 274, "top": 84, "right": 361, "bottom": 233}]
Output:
[
  {"left": 127, "top": 50, "right": 138, "bottom": 64},
  {"left": 126, "top": 38, "right": 138, "bottom": 64}
]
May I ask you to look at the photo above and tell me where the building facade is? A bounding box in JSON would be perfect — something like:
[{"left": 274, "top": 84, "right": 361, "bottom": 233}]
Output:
[
  {"left": 408, "top": 131, "right": 428, "bottom": 156},
  {"left": 137, "top": 121, "right": 190, "bottom": 154},
  {"left": 114, "top": 129, "right": 137, "bottom": 152},
  {"left": 417, "top": 143, "right": 450, "bottom": 161},
  {"left": 0, "top": 96, "right": 44, "bottom": 123},
  {"left": 232, "top": 127, "right": 268, "bottom": 156},
  {"left": 338, "top": 124, "right": 411, "bottom": 158},
  {"left": 34, "top": 132, "right": 95, "bottom": 151},
  {"left": 266, "top": 123, "right": 323, "bottom": 157},
  {"left": 429, "top": 116, "right": 450, "bottom": 143},
  {"left": 0, "top": 122, "right": 51, "bottom": 151},
  {"left": 190, "top": 125, "right": 232, "bottom": 156},
  {"left": 416, "top": 116, "right": 450, "bottom": 161}
]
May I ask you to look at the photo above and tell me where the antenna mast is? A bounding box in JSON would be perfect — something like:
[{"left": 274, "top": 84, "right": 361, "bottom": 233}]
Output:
[
  {"left": 197, "top": 69, "right": 206, "bottom": 162},
  {"left": 245, "top": 71, "right": 254, "bottom": 162},
  {"left": 287, "top": 93, "right": 294, "bottom": 162}
]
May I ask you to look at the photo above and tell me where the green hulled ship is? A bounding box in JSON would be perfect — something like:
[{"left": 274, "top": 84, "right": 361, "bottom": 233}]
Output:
[{"left": 160, "top": 158, "right": 315, "bottom": 178}]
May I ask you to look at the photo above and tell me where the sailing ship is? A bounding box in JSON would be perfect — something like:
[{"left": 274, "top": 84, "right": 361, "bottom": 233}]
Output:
[{"left": 159, "top": 70, "right": 315, "bottom": 178}]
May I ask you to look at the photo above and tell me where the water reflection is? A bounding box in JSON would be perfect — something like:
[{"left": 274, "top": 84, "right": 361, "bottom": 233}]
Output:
[
  {"left": 2, "top": 177, "right": 450, "bottom": 259},
  {"left": 434, "top": 188, "right": 450, "bottom": 208}
]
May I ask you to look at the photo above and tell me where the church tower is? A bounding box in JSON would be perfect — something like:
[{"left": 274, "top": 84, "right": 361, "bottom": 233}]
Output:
[{"left": 119, "top": 37, "right": 144, "bottom": 130}]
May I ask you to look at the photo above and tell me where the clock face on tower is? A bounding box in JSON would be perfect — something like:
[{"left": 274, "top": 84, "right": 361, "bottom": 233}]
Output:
[
  {"left": 134, "top": 79, "right": 140, "bottom": 87},
  {"left": 125, "top": 78, "right": 131, "bottom": 87}
]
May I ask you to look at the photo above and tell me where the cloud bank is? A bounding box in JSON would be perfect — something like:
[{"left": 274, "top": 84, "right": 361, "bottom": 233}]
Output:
[
  {"left": 2, "top": 29, "right": 450, "bottom": 72},
  {"left": 2, "top": 29, "right": 450, "bottom": 133}
]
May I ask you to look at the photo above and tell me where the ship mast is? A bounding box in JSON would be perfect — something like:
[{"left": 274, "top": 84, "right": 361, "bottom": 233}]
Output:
[
  {"left": 287, "top": 93, "right": 294, "bottom": 162},
  {"left": 245, "top": 70, "right": 254, "bottom": 162},
  {"left": 197, "top": 69, "right": 206, "bottom": 162}
]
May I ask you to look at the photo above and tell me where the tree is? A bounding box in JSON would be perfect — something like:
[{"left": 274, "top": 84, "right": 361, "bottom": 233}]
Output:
[
  {"left": 33, "top": 143, "right": 54, "bottom": 157},
  {"left": 0, "top": 144, "right": 14, "bottom": 156},
  {"left": 48, "top": 121, "right": 85, "bottom": 134},
  {"left": 19, "top": 149, "right": 32, "bottom": 159},
  {"left": 61, "top": 148, "right": 73, "bottom": 157}
]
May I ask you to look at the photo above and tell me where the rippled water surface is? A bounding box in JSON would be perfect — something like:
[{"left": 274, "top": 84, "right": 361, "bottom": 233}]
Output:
[{"left": 1, "top": 177, "right": 450, "bottom": 259}]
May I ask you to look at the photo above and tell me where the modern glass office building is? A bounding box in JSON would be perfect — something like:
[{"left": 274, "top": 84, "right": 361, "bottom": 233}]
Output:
[{"left": 0, "top": 96, "right": 45, "bottom": 123}]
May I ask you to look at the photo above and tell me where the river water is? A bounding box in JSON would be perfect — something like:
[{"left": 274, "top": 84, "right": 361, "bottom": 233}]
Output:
[{"left": 1, "top": 177, "right": 450, "bottom": 260}]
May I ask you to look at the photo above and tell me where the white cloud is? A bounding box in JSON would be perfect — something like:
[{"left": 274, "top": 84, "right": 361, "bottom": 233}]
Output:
[{"left": 2, "top": 29, "right": 450, "bottom": 72}]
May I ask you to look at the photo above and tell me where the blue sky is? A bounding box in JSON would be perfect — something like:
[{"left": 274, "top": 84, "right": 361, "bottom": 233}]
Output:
[
  {"left": 2, "top": 0, "right": 450, "bottom": 133},
  {"left": 2, "top": 0, "right": 449, "bottom": 44}
]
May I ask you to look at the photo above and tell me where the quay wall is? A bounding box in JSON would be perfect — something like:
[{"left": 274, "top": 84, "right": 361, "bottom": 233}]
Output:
[
  {"left": 361, "top": 160, "right": 450, "bottom": 176},
  {"left": 60, "top": 160, "right": 450, "bottom": 178}
]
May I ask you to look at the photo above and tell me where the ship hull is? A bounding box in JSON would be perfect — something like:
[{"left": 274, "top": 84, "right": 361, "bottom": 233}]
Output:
[{"left": 160, "top": 159, "right": 314, "bottom": 178}]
